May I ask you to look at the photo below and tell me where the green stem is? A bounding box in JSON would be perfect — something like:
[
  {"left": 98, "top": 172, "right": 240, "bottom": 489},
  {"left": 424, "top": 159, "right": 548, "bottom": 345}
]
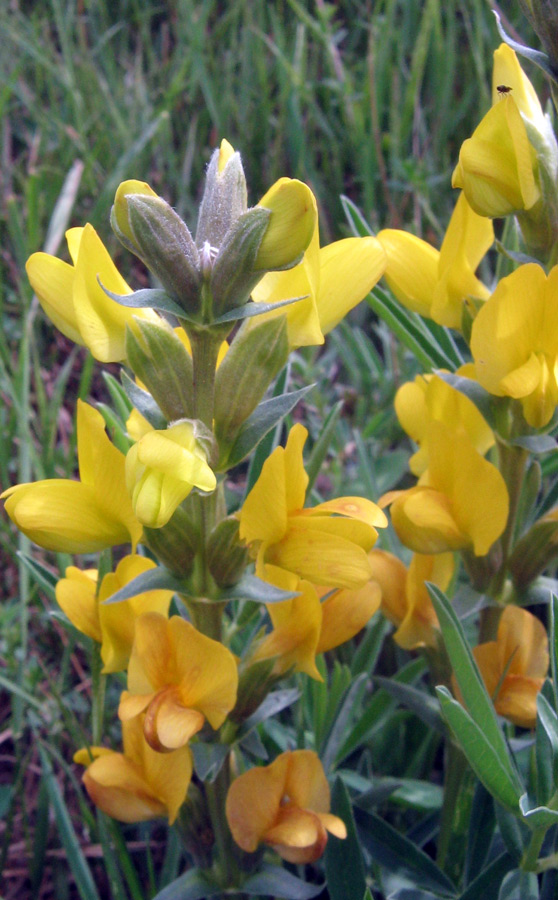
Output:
[
  {"left": 189, "top": 329, "right": 222, "bottom": 429},
  {"left": 437, "top": 742, "right": 476, "bottom": 882},
  {"left": 204, "top": 756, "right": 239, "bottom": 888},
  {"left": 521, "top": 826, "right": 548, "bottom": 872},
  {"left": 489, "top": 441, "right": 528, "bottom": 599}
]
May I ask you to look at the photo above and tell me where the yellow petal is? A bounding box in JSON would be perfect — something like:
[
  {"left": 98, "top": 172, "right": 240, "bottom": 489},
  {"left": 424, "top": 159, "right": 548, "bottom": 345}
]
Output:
[
  {"left": 226, "top": 755, "right": 290, "bottom": 852},
  {"left": 253, "top": 578, "right": 322, "bottom": 680},
  {"left": 83, "top": 754, "right": 167, "bottom": 823},
  {"left": 317, "top": 581, "right": 381, "bottom": 654},
  {"left": 377, "top": 229, "right": 439, "bottom": 318},
  {"left": 218, "top": 138, "right": 235, "bottom": 172},
  {"left": 113, "top": 179, "right": 158, "bottom": 243},
  {"left": 56, "top": 566, "right": 100, "bottom": 641},
  {"left": 26, "top": 251, "right": 84, "bottom": 345},
  {"left": 255, "top": 178, "right": 316, "bottom": 270},
  {"left": 316, "top": 237, "right": 386, "bottom": 334},
  {"left": 285, "top": 749, "right": 330, "bottom": 812},
  {"left": 308, "top": 496, "right": 388, "bottom": 528},
  {"left": 270, "top": 521, "right": 373, "bottom": 589}
]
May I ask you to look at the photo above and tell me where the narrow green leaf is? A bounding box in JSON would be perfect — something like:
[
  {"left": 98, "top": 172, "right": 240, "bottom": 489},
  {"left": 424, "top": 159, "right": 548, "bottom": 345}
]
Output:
[
  {"left": 213, "top": 293, "right": 306, "bottom": 325},
  {"left": 436, "top": 688, "right": 521, "bottom": 814},
  {"left": 493, "top": 11, "right": 554, "bottom": 79},
  {"left": 495, "top": 804, "right": 528, "bottom": 862},
  {"left": 372, "top": 676, "right": 444, "bottom": 733},
  {"left": 536, "top": 689, "right": 558, "bottom": 804},
  {"left": 121, "top": 371, "right": 167, "bottom": 429},
  {"left": 428, "top": 584, "right": 522, "bottom": 793},
  {"left": 305, "top": 400, "right": 343, "bottom": 493},
  {"left": 102, "top": 567, "right": 185, "bottom": 604},
  {"left": 498, "top": 869, "right": 540, "bottom": 900},
  {"left": 464, "top": 783, "right": 495, "bottom": 885},
  {"left": 340, "top": 194, "right": 374, "bottom": 237},
  {"left": 244, "top": 363, "right": 290, "bottom": 493},
  {"left": 519, "top": 794, "right": 558, "bottom": 828},
  {"left": 98, "top": 282, "right": 185, "bottom": 317},
  {"left": 550, "top": 596, "right": 558, "bottom": 710},
  {"left": 242, "top": 865, "right": 324, "bottom": 898},
  {"left": 320, "top": 674, "right": 368, "bottom": 772},
  {"left": 458, "top": 852, "right": 515, "bottom": 900},
  {"left": 38, "top": 745, "right": 101, "bottom": 900},
  {"left": 325, "top": 777, "right": 367, "bottom": 900},
  {"left": 225, "top": 385, "right": 312, "bottom": 469},
  {"left": 151, "top": 868, "right": 221, "bottom": 900},
  {"left": 354, "top": 806, "right": 457, "bottom": 898},
  {"left": 240, "top": 688, "right": 300, "bottom": 735},
  {"left": 221, "top": 573, "right": 299, "bottom": 604},
  {"left": 17, "top": 552, "right": 57, "bottom": 600},
  {"left": 190, "top": 742, "right": 229, "bottom": 782}
]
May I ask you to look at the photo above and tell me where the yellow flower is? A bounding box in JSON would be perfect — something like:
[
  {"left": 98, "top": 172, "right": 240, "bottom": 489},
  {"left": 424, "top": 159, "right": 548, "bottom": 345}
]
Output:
[
  {"left": 378, "top": 192, "right": 493, "bottom": 329},
  {"left": 381, "top": 421, "right": 508, "bottom": 556},
  {"left": 252, "top": 213, "right": 386, "bottom": 347},
  {"left": 370, "top": 549, "right": 453, "bottom": 649},
  {"left": 471, "top": 263, "right": 558, "bottom": 428},
  {"left": 455, "top": 606, "right": 548, "bottom": 729},
  {"left": 75, "top": 716, "right": 192, "bottom": 824},
  {"left": 56, "top": 556, "right": 174, "bottom": 673},
  {"left": 126, "top": 420, "right": 216, "bottom": 528},
  {"left": 119, "top": 613, "right": 238, "bottom": 752},
  {"left": 255, "top": 177, "right": 317, "bottom": 271},
  {"left": 226, "top": 750, "right": 346, "bottom": 863},
  {"left": 2, "top": 401, "right": 142, "bottom": 553},
  {"left": 395, "top": 372, "right": 495, "bottom": 476},
  {"left": 239, "top": 424, "right": 387, "bottom": 589},
  {"left": 26, "top": 225, "right": 159, "bottom": 362},
  {"left": 451, "top": 45, "right": 554, "bottom": 218}
]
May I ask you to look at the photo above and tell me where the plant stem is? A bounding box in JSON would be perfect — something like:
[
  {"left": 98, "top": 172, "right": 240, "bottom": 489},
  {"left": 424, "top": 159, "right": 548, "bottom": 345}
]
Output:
[
  {"left": 521, "top": 826, "right": 548, "bottom": 872},
  {"left": 490, "top": 441, "right": 528, "bottom": 599},
  {"left": 190, "top": 329, "right": 222, "bottom": 430}
]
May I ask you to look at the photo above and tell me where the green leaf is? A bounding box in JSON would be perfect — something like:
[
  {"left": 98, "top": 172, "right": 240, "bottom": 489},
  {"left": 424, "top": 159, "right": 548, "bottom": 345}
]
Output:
[
  {"left": 550, "top": 596, "right": 558, "bottom": 710},
  {"left": 427, "top": 584, "right": 522, "bottom": 793},
  {"left": 510, "top": 435, "right": 557, "bottom": 454},
  {"left": 519, "top": 794, "right": 558, "bottom": 828},
  {"left": 341, "top": 194, "right": 374, "bottom": 237},
  {"left": 17, "top": 552, "right": 58, "bottom": 601},
  {"left": 242, "top": 865, "right": 324, "bottom": 898},
  {"left": 240, "top": 688, "right": 300, "bottom": 735},
  {"left": 354, "top": 806, "right": 457, "bottom": 898},
  {"left": 102, "top": 567, "right": 186, "bottom": 604},
  {"left": 305, "top": 400, "right": 343, "bottom": 493},
  {"left": 325, "top": 777, "right": 367, "bottom": 900},
  {"left": 498, "top": 869, "right": 540, "bottom": 900},
  {"left": 190, "top": 742, "right": 229, "bottom": 782},
  {"left": 224, "top": 385, "right": 313, "bottom": 469},
  {"left": 151, "top": 868, "right": 221, "bottom": 900},
  {"left": 437, "top": 688, "right": 522, "bottom": 813},
  {"left": 244, "top": 362, "right": 290, "bottom": 493},
  {"left": 38, "top": 744, "right": 102, "bottom": 900},
  {"left": 458, "top": 852, "right": 515, "bottom": 900},
  {"left": 372, "top": 676, "right": 444, "bottom": 733},
  {"left": 493, "top": 11, "right": 554, "bottom": 80},
  {"left": 121, "top": 371, "right": 167, "bottom": 429},
  {"left": 536, "top": 689, "right": 558, "bottom": 804},
  {"left": 464, "top": 783, "right": 495, "bottom": 885},
  {"left": 495, "top": 804, "right": 528, "bottom": 862},
  {"left": 221, "top": 573, "right": 299, "bottom": 604},
  {"left": 98, "top": 281, "right": 186, "bottom": 318},
  {"left": 212, "top": 294, "right": 307, "bottom": 325},
  {"left": 320, "top": 673, "right": 368, "bottom": 772}
]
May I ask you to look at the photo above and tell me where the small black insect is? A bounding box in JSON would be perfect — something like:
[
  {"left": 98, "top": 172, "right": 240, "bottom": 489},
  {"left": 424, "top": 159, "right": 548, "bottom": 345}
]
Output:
[{"left": 496, "top": 84, "right": 513, "bottom": 95}]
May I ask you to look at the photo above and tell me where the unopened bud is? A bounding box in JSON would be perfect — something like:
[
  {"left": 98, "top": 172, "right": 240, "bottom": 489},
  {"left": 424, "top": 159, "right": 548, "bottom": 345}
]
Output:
[
  {"left": 196, "top": 140, "right": 248, "bottom": 249},
  {"left": 206, "top": 517, "right": 250, "bottom": 588}
]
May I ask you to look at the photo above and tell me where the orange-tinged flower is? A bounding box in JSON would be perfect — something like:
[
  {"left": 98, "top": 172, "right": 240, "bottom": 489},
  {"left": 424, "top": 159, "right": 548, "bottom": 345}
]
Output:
[
  {"left": 395, "top": 372, "right": 495, "bottom": 476},
  {"left": 239, "top": 424, "right": 387, "bottom": 590},
  {"left": 370, "top": 549, "right": 453, "bottom": 649},
  {"left": 471, "top": 263, "right": 558, "bottom": 428},
  {"left": 378, "top": 192, "right": 493, "bottom": 329},
  {"left": 2, "top": 401, "right": 142, "bottom": 553},
  {"left": 381, "top": 421, "right": 508, "bottom": 556},
  {"left": 226, "top": 750, "right": 346, "bottom": 863},
  {"left": 458, "top": 606, "right": 548, "bottom": 728},
  {"left": 119, "top": 614, "right": 238, "bottom": 751},
  {"left": 26, "top": 225, "right": 159, "bottom": 362},
  {"left": 75, "top": 716, "right": 192, "bottom": 824},
  {"left": 252, "top": 213, "right": 385, "bottom": 347}
]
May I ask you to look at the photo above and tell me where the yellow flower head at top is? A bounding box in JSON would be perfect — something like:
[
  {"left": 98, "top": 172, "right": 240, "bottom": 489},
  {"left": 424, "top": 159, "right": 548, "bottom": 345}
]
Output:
[
  {"left": 471, "top": 262, "right": 558, "bottom": 428},
  {"left": 75, "top": 715, "right": 192, "bottom": 824},
  {"left": 378, "top": 192, "right": 493, "bottom": 329},
  {"left": 118, "top": 613, "right": 238, "bottom": 752},
  {"left": 226, "top": 750, "right": 346, "bottom": 863},
  {"left": 252, "top": 210, "right": 386, "bottom": 347},
  {"left": 26, "top": 225, "right": 159, "bottom": 362},
  {"left": 454, "top": 605, "right": 549, "bottom": 729},
  {"left": 2, "top": 401, "right": 142, "bottom": 553},
  {"left": 239, "top": 423, "right": 387, "bottom": 590}
]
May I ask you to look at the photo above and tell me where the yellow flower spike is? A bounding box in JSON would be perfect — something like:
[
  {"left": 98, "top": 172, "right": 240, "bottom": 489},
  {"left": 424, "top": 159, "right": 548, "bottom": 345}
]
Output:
[
  {"left": 251, "top": 568, "right": 323, "bottom": 680},
  {"left": 76, "top": 716, "right": 192, "bottom": 824},
  {"left": 98, "top": 556, "right": 173, "bottom": 673},
  {"left": 119, "top": 613, "right": 238, "bottom": 752},
  {"left": 378, "top": 192, "right": 493, "bottom": 329},
  {"left": 471, "top": 263, "right": 558, "bottom": 428},
  {"left": 113, "top": 179, "right": 158, "bottom": 244},
  {"left": 252, "top": 211, "right": 386, "bottom": 347},
  {"left": 126, "top": 421, "right": 217, "bottom": 528},
  {"left": 255, "top": 178, "right": 317, "bottom": 271},
  {"left": 239, "top": 424, "right": 386, "bottom": 589},
  {"left": 457, "top": 606, "right": 549, "bottom": 729},
  {"left": 226, "top": 750, "right": 346, "bottom": 863},
  {"left": 56, "top": 567, "right": 101, "bottom": 642},
  {"left": 395, "top": 373, "right": 495, "bottom": 476},
  {"left": 381, "top": 421, "right": 508, "bottom": 556},
  {"left": 2, "top": 401, "right": 142, "bottom": 553},
  {"left": 26, "top": 225, "right": 159, "bottom": 362},
  {"left": 452, "top": 95, "right": 540, "bottom": 218}
]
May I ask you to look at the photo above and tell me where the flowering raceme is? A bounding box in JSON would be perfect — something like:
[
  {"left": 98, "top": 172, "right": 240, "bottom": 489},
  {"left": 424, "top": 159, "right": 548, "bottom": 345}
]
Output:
[
  {"left": 471, "top": 262, "right": 558, "bottom": 428},
  {"left": 378, "top": 192, "right": 493, "bottom": 329},
  {"left": 75, "top": 716, "right": 192, "bottom": 824},
  {"left": 26, "top": 225, "right": 159, "bottom": 362},
  {"left": 2, "top": 401, "right": 142, "bottom": 553},
  {"left": 239, "top": 424, "right": 387, "bottom": 589},
  {"left": 119, "top": 614, "right": 238, "bottom": 751},
  {"left": 226, "top": 750, "right": 346, "bottom": 863},
  {"left": 252, "top": 207, "right": 386, "bottom": 347}
]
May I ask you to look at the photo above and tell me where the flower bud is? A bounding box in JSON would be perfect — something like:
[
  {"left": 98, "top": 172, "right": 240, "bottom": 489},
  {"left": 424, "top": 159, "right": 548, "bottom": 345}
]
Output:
[
  {"left": 125, "top": 319, "right": 194, "bottom": 421},
  {"left": 206, "top": 516, "right": 250, "bottom": 587},
  {"left": 196, "top": 140, "right": 248, "bottom": 249},
  {"left": 125, "top": 420, "right": 217, "bottom": 528},
  {"left": 142, "top": 504, "right": 200, "bottom": 578}
]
